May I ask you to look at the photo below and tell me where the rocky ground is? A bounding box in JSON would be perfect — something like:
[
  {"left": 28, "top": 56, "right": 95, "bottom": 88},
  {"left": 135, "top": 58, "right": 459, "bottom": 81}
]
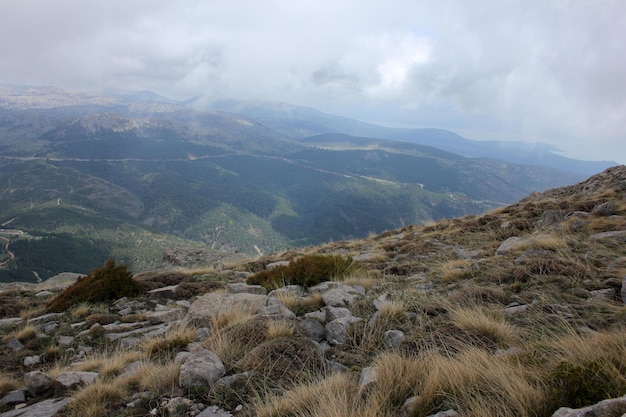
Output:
[{"left": 0, "top": 166, "right": 625, "bottom": 417}]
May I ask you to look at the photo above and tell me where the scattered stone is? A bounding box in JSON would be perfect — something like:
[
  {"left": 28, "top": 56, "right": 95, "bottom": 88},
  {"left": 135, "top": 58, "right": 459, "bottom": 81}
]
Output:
[
  {"left": 118, "top": 307, "right": 132, "bottom": 316},
  {"left": 399, "top": 396, "right": 422, "bottom": 417},
  {"left": 504, "top": 300, "right": 537, "bottom": 316},
  {"left": 147, "top": 285, "right": 179, "bottom": 299},
  {"left": 591, "top": 201, "right": 616, "bottom": 216},
  {"left": 40, "top": 321, "right": 60, "bottom": 335},
  {"left": 541, "top": 210, "right": 564, "bottom": 229},
  {"left": 165, "top": 397, "right": 193, "bottom": 414},
  {"left": 178, "top": 349, "right": 225, "bottom": 389},
  {"left": 551, "top": 394, "right": 626, "bottom": 417},
  {"left": 188, "top": 293, "right": 268, "bottom": 323},
  {"left": 426, "top": 410, "right": 459, "bottom": 417},
  {"left": 226, "top": 283, "right": 267, "bottom": 295},
  {"left": 310, "top": 282, "right": 365, "bottom": 307},
  {"left": 268, "top": 285, "right": 306, "bottom": 298},
  {"left": 325, "top": 316, "right": 361, "bottom": 345},
  {"left": 55, "top": 371, "right": 99, "bottom": 389},
  {"left": 216, "top": 371, "right": 255, "bottom": 388},
  {"left": 325, "top": 360, "right": 348, "bottom": 373},
  {"left": 147, "top": 307, "right": 186, "bottom": 323},
  {"left": 0, "top": 398, "right": 70, "bottom": 417},
  {"left": 323, "top": 306, "right": 353, "bottom": 322},
  {"left": 27, "top": 313, "right": 63, "bottom": 325},
  {"left": 373, "top": 293, "right": 394, "bottom": 310},
  {"left": 500, "top": 221, "right": 513, "bottom": 228},
  {"left": 6, "top": 338, "right": 25, "bottom": 353},
  {"left": 589, "top": 288, "right": 615, "bottom": 301},
  {"left": 296, "top": 317, "right": 326, "bottom": 341},
  {"left": 23, "top": 371, "right": 54, "bottom": 397},
  {"left": 196, "top": 405, "right": 233, "bottom": 417},
  {"left": 0, "top": 390, "right": 25, "bottom": 406},
  {"left": 496, "top": 237, "right": 531, "bottom": 255},
  {"left": 358, "top": 366, "right": 378, "bottom": 393},
  {"left": 0, "top": 318, "right": 22, "bottom": 328},
  {"left": 255, "top": 298, "right": 296, "bottom": 320},
  {"left": 23, "top": 355, "right": 41, "bottom": 367},
  {"left": 304, "top": 310, "right": 326, "bottom": 322},
  {"left": 383, "top": 330, "right": 406, "bottom": 349},
  {"left": 589, "top": 230, "right": 626, "bottom": 243},
  {"left": 34, "top": 291, "right": 53, "bottom": 298},
  {"left": 266, "top": 261, "right": 289, "bottom": 269}
]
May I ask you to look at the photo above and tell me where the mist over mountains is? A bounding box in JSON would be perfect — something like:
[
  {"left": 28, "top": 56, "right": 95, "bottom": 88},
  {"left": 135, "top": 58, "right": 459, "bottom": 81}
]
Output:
[{"left": 0, "top": 85, "right": 616, "bottom": 281}]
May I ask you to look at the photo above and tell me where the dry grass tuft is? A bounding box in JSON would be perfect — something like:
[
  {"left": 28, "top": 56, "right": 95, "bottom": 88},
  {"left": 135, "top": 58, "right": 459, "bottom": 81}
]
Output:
[
  {"left": 63, "top": 379, "right": 128, "bottom": 417},
  {"left": 418, "top": 348, "right": 545, "bottom": 417},
  {"left": 255, "top": 372, "right": 368, "bottom": 417},
  {"left": 448, "top": 305, "right": 520, "bottom": 347},
  {"left": 72, "top": 349, "right": 143, "bottom": 380},
  {"left": 265, "top": 319, "right": 295, "bottom": 339},
  {"left": 436, "top": 259, "right": 473, "bottom": 283},
  {"left": 132, "top": 360, "right": 181, "bottom": 396},
  {"left": 0, "top": 373, "right": 20, "bottom": 397},
  {"left": 236, "top": 336, "right": 326, "bottom": 384},
  {"left": 2, "top": 324, "right": 38, "bottom": 344},
  {"left": 141, "top": 322, "right": 197, "bottom": 360}
]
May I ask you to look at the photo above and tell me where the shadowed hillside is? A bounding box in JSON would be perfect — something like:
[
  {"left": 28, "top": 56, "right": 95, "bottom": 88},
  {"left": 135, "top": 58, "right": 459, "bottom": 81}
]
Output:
[{"left": 0, "top": 165, "right": 624, "bottom": 417}]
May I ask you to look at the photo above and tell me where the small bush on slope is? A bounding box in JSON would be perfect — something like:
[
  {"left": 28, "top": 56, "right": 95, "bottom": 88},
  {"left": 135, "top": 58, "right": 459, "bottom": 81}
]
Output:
[
  {"left": 47, "top": 259, "right": 142, "bottom": 313},
  {"left": 246, "top": 254, "right": 357, "bottom": 289}
]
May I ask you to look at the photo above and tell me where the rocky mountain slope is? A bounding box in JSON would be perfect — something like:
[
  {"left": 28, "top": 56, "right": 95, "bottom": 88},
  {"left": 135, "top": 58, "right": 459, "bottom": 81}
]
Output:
[
  {"left": 0, "top": 165, "right": 624, "bottom": 417},
  {"left": 0, "top": 85, "right": 589, "bottom": 280}
]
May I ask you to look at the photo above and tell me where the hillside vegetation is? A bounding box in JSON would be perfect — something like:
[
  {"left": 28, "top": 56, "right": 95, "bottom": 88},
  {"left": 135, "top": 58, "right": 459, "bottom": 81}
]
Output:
[
  {"left": 0, "top": 165, "right": 624, "bottom": 417},
  {"left": 0, "top": 87, "right": 587, "bottom": 279}
]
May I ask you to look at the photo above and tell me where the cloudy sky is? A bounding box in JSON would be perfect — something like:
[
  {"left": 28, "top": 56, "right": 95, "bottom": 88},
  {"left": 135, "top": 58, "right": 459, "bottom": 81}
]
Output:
[{"left": 1, "top": 0, "right": 625, "bottom": 163}]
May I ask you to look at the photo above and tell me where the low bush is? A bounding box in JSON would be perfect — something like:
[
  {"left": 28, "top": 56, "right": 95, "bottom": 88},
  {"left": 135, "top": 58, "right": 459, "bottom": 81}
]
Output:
[
  {"left": 246, "top": 255, "right": 356, "bottom": 290},
  {"left": 47, "top": 260, "right": 142, "bottom": 313}
]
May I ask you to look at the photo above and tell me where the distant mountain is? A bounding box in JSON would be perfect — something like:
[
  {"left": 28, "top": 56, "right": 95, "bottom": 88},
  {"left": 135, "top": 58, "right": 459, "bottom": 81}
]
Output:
[
  {"left": 0, "top": 86, "right": 607, "bottom": 280},
  {"left": 209, "top": 99, "right": 615, "bottom": 178}
]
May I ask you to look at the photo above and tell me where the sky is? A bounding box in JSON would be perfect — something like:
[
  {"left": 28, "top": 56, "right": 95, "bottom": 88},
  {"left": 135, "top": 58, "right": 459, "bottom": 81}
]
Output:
[{"left": 1, "top": 0, "right": 625, "bottom": 163}]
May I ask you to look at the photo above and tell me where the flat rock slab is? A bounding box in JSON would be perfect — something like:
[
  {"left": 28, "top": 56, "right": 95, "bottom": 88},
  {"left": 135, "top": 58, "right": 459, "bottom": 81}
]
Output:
[
  {"left": 189, "top": 293, "right": 293, "bottom": 322},
  {"left": 0, "top": 398, "right": 70, "bottom": 417},
  {"left": 55, "top": 371, "right": 99, "bottom": 389}
]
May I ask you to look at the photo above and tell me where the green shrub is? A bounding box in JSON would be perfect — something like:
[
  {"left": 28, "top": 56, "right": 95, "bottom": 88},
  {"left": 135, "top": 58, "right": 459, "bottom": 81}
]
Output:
[
  {"left": 547, "top": 360, "right": 626, "bottom": 410},
  {"left": 246, "top": 255, "right": 356, "bottom": 290},
  {"left": 47, "top": 260, "right": 142, "bottom": 313}
]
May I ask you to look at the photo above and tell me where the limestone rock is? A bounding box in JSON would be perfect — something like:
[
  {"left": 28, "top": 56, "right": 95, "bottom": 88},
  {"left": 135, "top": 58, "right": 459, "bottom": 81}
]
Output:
[
  {"left": 6, "top": 338, "right": 25, "bottom": 353},
  {"left": 147, "top": 284, "right": 179, "bottom": 299},
  {"left": 226, "top": 283, "right": 267, "bottom": 295},
  {"left": 196, "top": 405, "right": 233, "bottom": 417},
  {"left": 551, "top": 394, "right": 626, "bottom": 417},
  {"left": 325, "top": 316, "right": 361, "bottom": 345},
  {"left": 590, "top": 230, "right": 626, "bottom": 242},
  {"left": 426, "top": 410, "right": 459, "bottom": 417},
  {"left": 310, "top": 282, "right": 365, "bottom": 307},
  {"left": 0, "top": 390, "right": 25, "bottom": 406},
  {"left": 23, "top": 355, "right": 41, "bottom": 367},
  {"left": 296, "top": 317, "right": 326, "bottom": 341},
  {"left": 383, "top": 329, "right": 406, "bottom": 349},
  {"left": 178, "top": 348, "right": 225, "bottom": 389},
  {"left": 189, "top": 292, "right": 293, "bottom": 322},
  {"left": 591, "top": 201, "right": 616, "bottom": 216},
  {"left": 358, "top": 366, "right": 378, "bottom": 392},
  {"left": 496, "top": 237, "right": 530, "bottom": 255},
  {"left": 268, "top": 285, "right": 306, "bottom": 298},
  {"left": 23, "top": 371, "right": 54, "bottom": 397},
  {"left": 323, "top": 306, "right": 352, "bottom": 322},
  {"left": 55, "top": 371, "right": 99, "bottom": 389},
  {"left": 0, "top": 398, "right": 70, "bottom": 417}
]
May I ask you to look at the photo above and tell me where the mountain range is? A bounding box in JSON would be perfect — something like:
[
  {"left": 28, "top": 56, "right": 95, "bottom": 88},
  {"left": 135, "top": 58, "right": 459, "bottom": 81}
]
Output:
[{"left": 0, "top": 85, "right": 617, "bottom": 281}]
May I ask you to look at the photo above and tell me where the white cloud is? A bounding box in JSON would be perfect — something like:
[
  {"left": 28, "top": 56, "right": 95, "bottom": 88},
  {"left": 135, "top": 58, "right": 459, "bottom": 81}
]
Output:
[{"left": 0, "top": 0, "right": 624, "bottom": 162}]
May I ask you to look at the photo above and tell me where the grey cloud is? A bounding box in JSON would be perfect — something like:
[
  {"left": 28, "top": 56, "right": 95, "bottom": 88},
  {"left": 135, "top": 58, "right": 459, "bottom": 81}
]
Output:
[{"left": 0, "top": 0, "right": 624, "bottom": 162}]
